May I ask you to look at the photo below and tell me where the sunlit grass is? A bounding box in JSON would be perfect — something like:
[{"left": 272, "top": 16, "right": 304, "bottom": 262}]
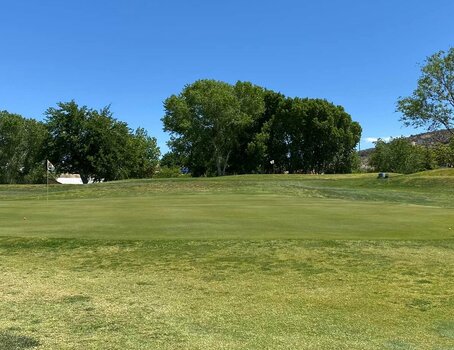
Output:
[
  {"left": 0, "top": 239, "right": 453, "bottom": 349},
  {"left": 0, "top": 171, "right": 453, "bottom": 349}
]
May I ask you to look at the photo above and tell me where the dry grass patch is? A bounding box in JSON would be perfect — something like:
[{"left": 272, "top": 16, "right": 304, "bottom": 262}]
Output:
[{"left": 0, "top": 239, "right": 453, "bottom": 349}]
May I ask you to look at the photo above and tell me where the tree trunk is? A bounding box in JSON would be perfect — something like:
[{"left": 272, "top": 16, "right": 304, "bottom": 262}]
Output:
[
  {"left": 80, "top": 173, "right": 89, "bottom": 184},
  {"left": 221, "top": 151, "right": 231, "bottom": 176}
]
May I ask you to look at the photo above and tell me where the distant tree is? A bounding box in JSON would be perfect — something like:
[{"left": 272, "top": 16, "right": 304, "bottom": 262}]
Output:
[
  {"left": 369, "top": 137, "right": 430, "bottom": 174},
  {"left": 46, "top": 101, "right": 159, "bottom": 183},
  {"left": 0, "top": 111, "right": 47, "bottom": 184},
  {"left": 397, "top": 48, "right": 454, "bottom": 136},
  {"left": 433, "top": 138, "right": 454, "bottom": 167},
  {"left": 249, "top": 97, "right": 361, "bottom": 174},
  {"left": 162, "top": 80, "right": 265, "bottom": 176},
  {"left": 162, "top": 80, "right": 362, "bottom": 176},
  {"left": 127, "top": 128, "right": 160, "bottom": 179},
  {"left": 242, "top": 90, "right": 286, "bottom": 173},
  {"left": 160, "top": 151, "right": 185, "bottom": 168}
]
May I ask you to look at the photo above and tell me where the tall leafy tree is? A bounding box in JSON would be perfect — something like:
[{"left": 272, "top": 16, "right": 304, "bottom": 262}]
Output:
[
  {"left": 0, "top": 111, "right": 47, "bottom": 184},
  {"left": 369, "top": 137, "right": 431, "bottom": 174},
  {"left": 127, "top": 128, "right": 160, "bottom": 179},
  {"left": 162, "top": 80, "right": 361, "bottom": 176},
  {"left": 397, "top": 48, "right": 454, "bottom": 135},
  {"left": 45, "top": 101, "right": 92, "bottom": 182},
  {"left": 46, "top": 101, "right": 160, "bottom": 183},
  {"left": 248, "top": 97, "right": 361, "bottom": 174},
  {"left": 433, "top": 138, "right": 454, "bottom": 167},
  {"left": 162, "top": 80, "right": 265, "bottom": 176},
  {"left": 240, "top": 90, "right": 286, "bottom": 173}
]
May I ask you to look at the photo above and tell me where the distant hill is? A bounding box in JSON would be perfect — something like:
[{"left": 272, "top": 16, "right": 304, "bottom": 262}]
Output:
[
  {"left": 358, "top": 130, "right": 452, "bottom": 170},
  {"left": 359, "top": 130, "right": 452, "bottom": 157},
  {"left": 407, "top": 129, "right": 452, "bottom": 146}
]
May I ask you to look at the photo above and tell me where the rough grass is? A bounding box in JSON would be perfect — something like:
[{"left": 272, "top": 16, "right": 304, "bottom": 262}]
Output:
[
  {"left": 0, "top": 239, "right": 453, "bottom": 349},
  {"left": 0, "top": 171, "right": 453, "bottom": 349}
]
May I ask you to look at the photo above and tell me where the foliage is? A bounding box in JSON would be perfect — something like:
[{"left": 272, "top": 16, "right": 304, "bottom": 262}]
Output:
[
  {"left": 154, "top": 165, "right": 187, "bottom": 178},
  {"left": 433, "top": 137, "right": 454, "bottom": 167},
  {"left": 245, "top": 96, "right": 362, "bottom": 174},
  {"left": 160, "top": 151, "right": 186, "bottom": 168},
  {"left": 127, "top": 128, "right": 160, "bottom": 179},
  {"left": 162, "top": 80, "right": 265, "bottom": 176},
  {"left": 0, "top": 111, "right": 47, "bottom": 184},
  {"left": 270, "top": 98, "right": 361, "bottom": 174},
  {"left": 397, "top": 47, "right": 454, "bottom": 135},
  {"left": 369, "top": 137, "right": 434, "bottom": 174},
  {"left": 46, "top": 101, "right": 160, "bottom": 183},
  {"left": 163, "top": 82, "right": 361, "bottom": 176}
]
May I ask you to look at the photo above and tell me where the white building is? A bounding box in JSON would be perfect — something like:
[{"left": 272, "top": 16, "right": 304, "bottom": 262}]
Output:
[{"left": 56, "top": 174, "right": 84, "bottom": 185}]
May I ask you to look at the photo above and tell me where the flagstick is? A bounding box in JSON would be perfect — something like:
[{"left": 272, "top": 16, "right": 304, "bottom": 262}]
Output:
[{"left": 46, "top": 164, "right": 49, "bottom": 204}]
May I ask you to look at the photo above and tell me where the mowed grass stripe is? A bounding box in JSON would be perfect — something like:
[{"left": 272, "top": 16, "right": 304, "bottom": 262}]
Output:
[{"left": 1, "top": 194, "right": 453, "bottom": 240}]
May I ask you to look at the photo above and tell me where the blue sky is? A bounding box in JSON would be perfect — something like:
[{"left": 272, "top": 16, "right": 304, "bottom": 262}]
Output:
[{"left": 1, "top": 0, "right": 453, "bottom": 153}]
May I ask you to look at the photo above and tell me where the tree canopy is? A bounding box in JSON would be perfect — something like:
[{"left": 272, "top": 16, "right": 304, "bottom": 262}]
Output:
[
  {"left": 369, "top": 137, "right": 433, "bottom": 174},
  {"left": 162, "top": 80, "right": 362, "bottom": 176},
  {"left": 397, "top": 47, "right": 454, "bottom": 135},
  {"left": 2, "top": 79, "right": 364, "bottom": 182},
  {"left": 260, "top": 97, "right": 361, "bottom": 174},
  {"left": 0, "top": 101, "right": 160, "bottom": 184},
  {"left": 162, "top": 80, "right": 265, "bottom": 176},
  {"left": 46, "top": 101, "right": 160, "bottom": 183},
  {"left": 0, "top": 111, "right": 47, "bottom": 183}
]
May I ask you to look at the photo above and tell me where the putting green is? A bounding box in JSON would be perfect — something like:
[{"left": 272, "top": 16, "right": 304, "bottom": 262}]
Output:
[
  {"left": 1, "top": 194, "right": 453, "bottom": 240},
  {"left": 0, "top": 173, "right": 453, "bottom": 349}
]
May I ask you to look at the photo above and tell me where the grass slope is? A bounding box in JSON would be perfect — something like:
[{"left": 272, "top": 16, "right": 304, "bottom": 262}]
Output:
[
  {"left": 1, "top": 171, "right": 453, "bottom": 240},
  {"left": 0, "top": 171, "right": 453, "bottom": 349}
]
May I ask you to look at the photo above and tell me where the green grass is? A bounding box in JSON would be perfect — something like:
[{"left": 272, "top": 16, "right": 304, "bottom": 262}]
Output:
[{"left": 0, "top": 171, "right": 453, "bottom": 349}]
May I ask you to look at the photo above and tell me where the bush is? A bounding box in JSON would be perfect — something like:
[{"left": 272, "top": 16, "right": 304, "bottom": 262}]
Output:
[
  {"left": 154, "top": 166, "right": 189, "bottom": 178},
  {"left": 369, "top": 137, "right": 432, "bottom": 174}
]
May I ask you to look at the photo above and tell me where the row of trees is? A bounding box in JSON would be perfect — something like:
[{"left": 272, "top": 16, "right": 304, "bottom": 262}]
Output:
[
  {"left": 2, "top": 87, "right": 361, "bottom": 184},
  {"left": 3, "top": 47, "right": 449, "bottom": 182},
  {"left": 397, "top": 48, "right": 453, "bottom": 136},
  {"left": 0, "top": 111, "right": 47, "bottom": 184},
  {"left": 370, "top": 137, "right": 454, "bottom": 174},
  {"left": 0, "top": 102, "right": 160, "bottom": 184},
  {"left": 369, "top": 47, "right": 453, "bottom": 174},
  {"left": 162, "top": 80, "right": 362, "bottom": 176}
]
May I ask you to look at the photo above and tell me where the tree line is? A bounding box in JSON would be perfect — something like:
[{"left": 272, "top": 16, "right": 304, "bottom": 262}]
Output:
[
  {"left": 369, "top": 47, "right": 453, "bottom": 174},
  {"left": 1, "top": 82, "right": 362, "bottom": 184},
  {"left": 0, "top": 101, "right": 160, "bottom": 184},
  {"left": 2, "top": 47, "right": 451, "bottom": 183},
  {"left": 369, "top": 137, "right": 454, "bottom": 174},
  {"left": 161, "top": 80, "right": 362, "bottom": 176}
]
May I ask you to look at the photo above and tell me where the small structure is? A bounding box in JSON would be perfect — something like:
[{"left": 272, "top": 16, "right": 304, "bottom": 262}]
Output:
[
  {"left": 377, "top": 172, "right": 389, "bottom": 179},
  {"left": 56, "top": 173, "right": 84, "bottom": 185}
]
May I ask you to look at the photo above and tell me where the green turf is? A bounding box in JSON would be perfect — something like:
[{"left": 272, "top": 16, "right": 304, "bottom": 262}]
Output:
[{"left": 0, "top": 171, "right": 453, "bottom": 349}]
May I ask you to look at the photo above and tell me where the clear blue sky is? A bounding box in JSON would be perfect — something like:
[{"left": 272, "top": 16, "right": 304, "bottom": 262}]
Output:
[{"left": 1, "top": 0, "right": 453, "bottom": 152}]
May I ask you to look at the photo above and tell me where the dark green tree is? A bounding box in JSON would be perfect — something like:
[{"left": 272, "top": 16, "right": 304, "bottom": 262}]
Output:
[
  {"left": 162, "top": 80, "right": 265, "bottom": 176},
  {"left": 46, "top": 101, "right": 160, "bottom": 183},
  {"left": 369, "top": 137, "right": 430, "bottom": 174},
  {"left": 433, "top": 138, "right": 454, "bottom": 167},
  {"left": 127, "top": 128, "right": 160, "bottom": 179},
  {"left": 162, "top": 81, "right": 361, "bottom": 176},
  {"left": 0, "top": 111, "right": 47, "bottom": 184},
  {"left": 397, "top": 48, "right": 454, "bottom": 136},
  {"left": 160, "top": 151, "right": 186, "bottom": 168},
  {"left": 249, "top": 97, "right": 361, "bottom": 174},
  {"left": 241, "top": 90, "right": 286, "bottom": 173}
]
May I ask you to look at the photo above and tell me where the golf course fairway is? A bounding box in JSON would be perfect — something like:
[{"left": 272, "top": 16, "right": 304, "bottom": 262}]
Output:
[{"left": 0, "top": 172, "right": 453, "bottom": 349}]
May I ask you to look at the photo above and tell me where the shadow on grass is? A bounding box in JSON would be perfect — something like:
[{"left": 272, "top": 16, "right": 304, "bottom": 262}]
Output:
[
  {"left": 435, "top": 321, "right": 454, "bottom": 339},
  {"left": 0, "top": 331, "right": 39, "bottom": 350}
]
